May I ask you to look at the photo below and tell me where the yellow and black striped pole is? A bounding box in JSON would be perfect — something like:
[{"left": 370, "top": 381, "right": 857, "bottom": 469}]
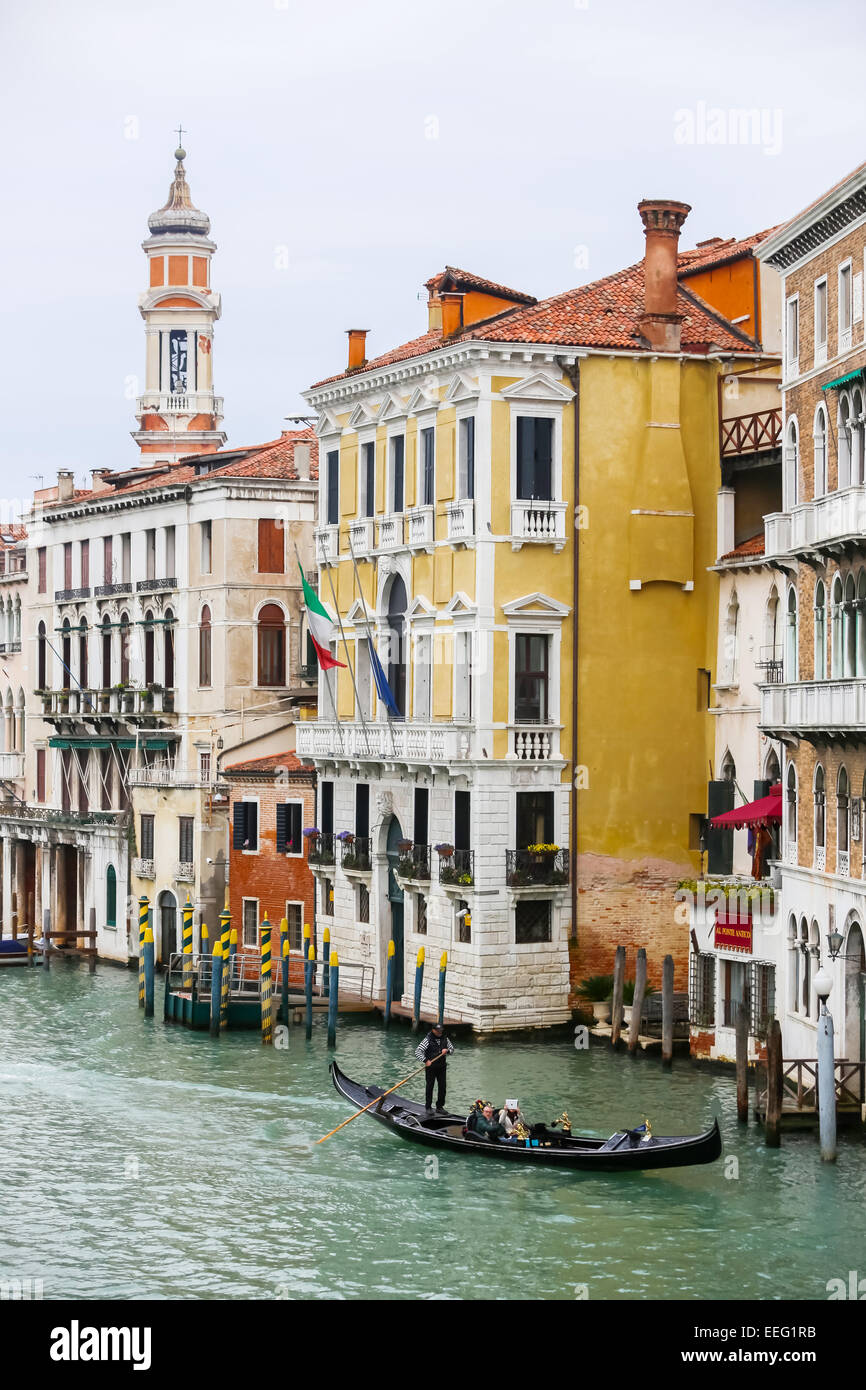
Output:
[
  {"left": 323, "top": 924, "right": 331, "bottom": 996},
  {"left": 279, "top": 917, "right": 289, "bottom": 1024},
  {"left": 219, "top": 902, "right": 231, "bottom": 1030},
  {"left": 209, "top": 941, "right": 223, "bottom": 1038},
  {"left": 438, "top": 950, "right": 448, "bottom": 1027},
  {"left": 305, "top": 943, "right": 315, "bottom": 1039},
  {"left": 182, "top": 896, "right": 194, "bottom": 991},
  {"left": 384, "top": 938, "right": 395, "bottom": 1027},
  {"left": 260, "top": 913, "right": 273, "bottom": 1045},
  {"left": 138, "top": 895, "right": 149, "bottom": 1009}
]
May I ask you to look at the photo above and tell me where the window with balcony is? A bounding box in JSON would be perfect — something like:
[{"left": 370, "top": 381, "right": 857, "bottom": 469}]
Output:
[
  {"left": 80, "top": 540, "right": 89, "bottom": 590},
  {"left": 257, "top": 603, "right": 286, "bottom": 687},
  {"left": 783, "top": 417, "right": 799, "bottom": 511},
  {"left": 164, "top": 609, "right": 175, "bottom": 690},
  {"left": 144, "top": 611, "right": 155, "bottom": 685},
  {"left": 785, "top": 586, "right": 798, "bottom": 681},
  {"left": 320, "top": 781, "right": 334, "bottom": 836},
  {"left": 838, "top": 395, "right": 852, "bottom": 489},
  {"left": 165, "top": 527, "right": 175, "bottom": 578},
  {"left": 121, "top": 534, "right": 131, "bottom": 584},
  {"left": 326, "top": 450, "right": 339, "bottom": 525},
  {"left": 386, "top": 576, "right": 407, "bottom": 717},
  {"left": 199, "top": 605, "right": 212, "bottom": 687},
  {"left": 814, "top": 764, "right": 825, "bottom": 864},
  {"left": 389, "top": 435, "right": 405, "bottom": 513},
  {"left": 257, "top": 518, "right": 285, "bottom": 574},
  {"left": 37, "top": 622, "right": 46, "bottom": 690},
  {"left": 814, "top": 277, "right": 828, "bottom": 365},
  {"left": 516, "top": 416, "right": 554, "bottom": 501},
  {"left": 360, "top": 440, "right": 376, "bottom": 518},
  {"left": 839, "top": 262, "right": 853, "bottom": 352},
  {"left": 458, "top": 417, "right": 475, "bottom": 500},
  {"left": 119, "top": 612, "right": 130, "bottom": 685},
  {"left": 145, "top": 530, "right": 156, "bottom": 581},
  {"left": 420, "top": 428, "right": 435, "bottom": 506},
  {"left": 78, "top": 619, "right": 88, "bottom": 689},
  {"left": 102, "top": 536, "right": 113, "bottom": 587},
  {"left": 813, "top": 405, "right": 827, "bottom": 499},
  {"left": 514, "top": 633, "right": 549, "bottom": 723},
  {"left": 63, "top": 542, "right": 72, "bottom": 591},
  {"left": 814, "top": 581, "right": 827, "bottom": 680},
  {"left": 36, "top": 747, "right": 45, "bottom": 803}
]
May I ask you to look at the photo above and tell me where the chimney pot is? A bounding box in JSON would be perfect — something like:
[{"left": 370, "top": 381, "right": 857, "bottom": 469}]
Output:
[
  {"left": 294, "top": 442, "right": 311, "bottom": 480},
  {"left": 637, "top": 198, "right": 691, "bottom": 351},
  {"left": 440, "top": 292, "right": 463, "bottom": 338},
  {"left": 57, "top": 469, "right": 75, "bottom": 501},
  {"left": 346, "top": 329, "right": 368, "bottom": 371}
]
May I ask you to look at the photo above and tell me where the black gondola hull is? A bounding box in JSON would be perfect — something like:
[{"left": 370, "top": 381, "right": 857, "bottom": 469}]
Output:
[{"left": 329, "top": 1063, "right": 722, "bottom": 1171}]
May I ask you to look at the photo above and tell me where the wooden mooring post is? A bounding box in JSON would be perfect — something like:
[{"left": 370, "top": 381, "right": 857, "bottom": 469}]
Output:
[
  {"left": 735, "top": 1001, "right": 749, "bottom": 1123},
  {"left": 438, "top": 951, "right": 447, "bottom": 1027},
  {"left": 384, "top": 939, "right": 395, "bottom": 1027},
  {"left": 322, "top": 925, "right": 331, "bottom": 997},
  {"left": 305, "top": 944, "right": 314, "bottom": 1040},
  {"left": 628, "top": 948, "right": 647, "bottom": 1055},
  {"left": 661, "top": 954, "right": 674, "bottom": 1067},
  {"left": 219, "top": 904, "right": 231, "bottom": 1031},
  {"left": 280, "top": 925, "right": 290, "bottom": 1026},
  {"left": 327, "top": 951, "right": 339, "bottom": 1048},
  {"left": 765, "top": 1018, "right": 783, "bottom": 1147},
  {"left": 412, "top": 947, "right": 425, "bottom": 1032},
  {"left": 610, "top": 945, "right": 626, "bottom": 1047},
  {"left": 143, "top": 925, "right": 155, "bottom": 1018},
  {"left": 260, "top": 916, "right": 273, "bottom": 1045},
  {"left": 209, "top": 943, "right": 223, "bottom": 1039}
]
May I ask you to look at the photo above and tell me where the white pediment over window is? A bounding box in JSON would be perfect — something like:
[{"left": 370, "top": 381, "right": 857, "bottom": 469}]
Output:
[
  {"left": 444, "top": 372, "right": 480, "bottom": 404},
  {"left": 407, "top": 595, "right": 437, "bottom": 621},
  {"left": 445, "top": 591, "right": 477, "bottom": 618},
  {"left": 500, "top": 370, "right": 574, "bottom": 403},
  {"left": 344, "top": 599, "right": 373, "bottom": 626},
  {"left": 347, "top": 402, "right": 377, "bottom": 430},
  {"left": 376, "top": 391, "right": 410, "bottom": 423},
  {"left": 315, "top": 408, "right": 343, "bottom": 438},
  {"left": 502, "top": 592, "right": 571, "bottom": 619},
  {"left": 407, "top": 385, "right": 440, "bottom": 415}
]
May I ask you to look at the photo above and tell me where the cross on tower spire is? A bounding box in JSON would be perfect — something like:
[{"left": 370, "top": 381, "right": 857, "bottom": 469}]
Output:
[{"left": 175, "top": 124, "right": 186, "bottom": 147}]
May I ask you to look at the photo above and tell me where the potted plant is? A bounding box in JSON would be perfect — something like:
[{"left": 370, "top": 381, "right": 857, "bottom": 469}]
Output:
[
  {"left": 621, "top": 978, "right": 656, "bottom": 1027},
  {"left": 576, "top": 974, "right": 615, "bottom": 1023}
]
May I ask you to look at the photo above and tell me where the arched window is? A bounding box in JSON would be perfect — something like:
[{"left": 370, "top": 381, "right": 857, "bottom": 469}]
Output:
[
  {"left": 831, "top": 574, "right": 844, "bottom": 677},
  {"left": 61, "top": 620, "right": 72, "bottom": 691},
  {"left": 858, "top": 572, "right": 866, "bottom": 677},
  {"left": 800, "top": 917, "right": 811, "bottom": 1017},
  {"left": 764, "top": 588, "right": 781, "bottom": 675},
  {"left": 119, "top": 612, "right": 130, "bottom": 685},
  {"left": 257, "top": 603, "right": 285, "bottom": 687},
  {"left": 838, "top": 395, "right": 852, "bottom": 490},
  {"left": 765, "top": 747, "right": 781, "bottom": 785},
  {"left": 106, "top": 865, "right": 117, "bottom": 928},
  {"left": 79, "top": 618, "right": 88, "bottom": 689},
  {"left": 784, "top": 416, "right": 799, "bottom": 510},
  {"left": 720, "top": 750, "right": 736, "bottom": 783},
  {"left": 723, "top": 592, "right": 739, "bottom": 684},
  {"left": 814, "top": 580, "right": 827, "bottom": 679},
  {"left": 37, "top": 620, "right": 47, "bottom": 690},
  {"left": 164, "top": 608, "right": 175, "bottom": 690},
  {"left": 1, "top": 688, "right": 9, "bottom": 753},
  {"left": 101, "top": 615, "right": 112, "bottom": 689},
  {"left": 837, "top": 766, "right": 850, "bottom": 863},
  {"left": 13, "top": 595, "right": 20, "bottom": 645},
  {"left": 788, "top": 915, "right": 800, "bottom": 1013},
  {"left": 814, "top": 764, "right": 825, "bottom": 861},
  {"left": 15, "top": 688, "right": 24, "bottom": 753},
  {"left": 786, "top": 762, "right": 797, "bottom": 849},
  {"left": 386, "top": 575, "right": 407, "bottom": 717},
  {"left": 144, "top": 610, "right": 155, "bottom": 685},
  {"left": 785, "top": 586, "right": 798, "bottom": 681},
  {"left": 199, "top": 604, "right": 212, "bottom": 688},
  {"left": 813, "top": 405, "right": 827, "bottom": 498},
  {"left": 851, "top": 387, "right": 865, "bottom": 486}
]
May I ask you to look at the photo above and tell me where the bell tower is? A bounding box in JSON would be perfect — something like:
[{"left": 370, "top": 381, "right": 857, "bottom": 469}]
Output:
[{"left": 133, "top": 140, "right": 226, "bottom": 459}]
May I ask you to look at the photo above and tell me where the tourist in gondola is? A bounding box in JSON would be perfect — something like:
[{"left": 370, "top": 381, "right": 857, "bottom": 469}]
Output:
[
  {"left": 468, "top": 1102, "right": 507, "bottom": 1141},
  {"left": 498, "top": 1100, "right": 527, "bottom": 1136},
  {"left": 414, "top": 1021, "right": 454, "bottom": 1112}
]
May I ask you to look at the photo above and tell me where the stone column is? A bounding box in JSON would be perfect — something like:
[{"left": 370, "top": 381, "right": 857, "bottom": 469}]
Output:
[
  {"left": 1, "top": 835, "right": 12, "bottom": 936},
  {"left": 15, "top": 841, "right": 27, "bottom": 932}
]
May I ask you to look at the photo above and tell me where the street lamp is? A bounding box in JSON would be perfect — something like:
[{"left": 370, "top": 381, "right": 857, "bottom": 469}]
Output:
[{"left": 826, "top": 928, "right": 844, "bottom": 960}]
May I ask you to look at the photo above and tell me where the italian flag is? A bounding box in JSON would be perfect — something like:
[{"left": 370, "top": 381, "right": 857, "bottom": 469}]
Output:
[{"left": 300, "top": 566, "right": 346, "bottom": 670}]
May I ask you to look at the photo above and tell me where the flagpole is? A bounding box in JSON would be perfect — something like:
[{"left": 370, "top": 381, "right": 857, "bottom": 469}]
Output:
[
  {"left": 346, "top": 528, "right": 398, "bottom": 759},
  {"left": 301, "top": 543, "right": 345, "bottom": 756},
  {"left": 298, "top": 542, "right": 372, "bottom": 760}
]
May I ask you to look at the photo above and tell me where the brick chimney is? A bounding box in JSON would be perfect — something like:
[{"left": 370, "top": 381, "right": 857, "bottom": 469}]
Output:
[
  {"left": 56, "top": 469, "right": 75, "bottom": 501},
  {"left": 440, "top": 292, "right": 464, "bottom": 338},
  {"left": 427, "top": 291, "right": 443, "bottom": 332},
  {"left": 91, "top": 468, "right": 112, "bottom": 494},
  {"left": 294, "top": 442, "right": 311, "bottom": 479},
  {"left": 346, "top": 329, "right": 368, "bottom": 371},
  {"left": 637, "top": 198, "right": 691, "bottom": 351}
]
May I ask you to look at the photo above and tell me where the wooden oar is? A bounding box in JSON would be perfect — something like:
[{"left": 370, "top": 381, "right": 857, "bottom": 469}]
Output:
[{"left": 316, "top": 1056, "right": 446, "bottom": 1144}]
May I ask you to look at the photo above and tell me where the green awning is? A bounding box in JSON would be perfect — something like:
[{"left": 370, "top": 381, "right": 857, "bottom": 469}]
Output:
[
  {"left": 140, "top": 739, "right": 171, "bottom": 750},
  {"left": 822, "top": 368, "right": 864, "bottom": 391},
  {"left": 49, "top": 737, "right": 112, "bottom": 749}
]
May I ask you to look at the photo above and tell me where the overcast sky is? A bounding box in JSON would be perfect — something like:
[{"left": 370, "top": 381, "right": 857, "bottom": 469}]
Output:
[{"left": 0, "top": 0, "right": 863, "bottom": 514}]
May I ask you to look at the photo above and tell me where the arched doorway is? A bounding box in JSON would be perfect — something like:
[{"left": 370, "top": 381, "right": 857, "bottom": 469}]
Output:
[
  {"left": 158, "top": 889, "right": 178, "bottom": 965},
  {"left": 386, "top": 577, "right": 407, "bottom": 716},
  {"left": 844, "top": 923, "right": 865, "bottom": 1087},
  {"left": 385, "top": 816, "right": 405, "bottom": 997}
]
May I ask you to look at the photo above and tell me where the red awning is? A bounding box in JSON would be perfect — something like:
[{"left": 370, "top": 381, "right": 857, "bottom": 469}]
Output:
[{"left": 710, "top": 784, "right": 782, "bottom": 829}]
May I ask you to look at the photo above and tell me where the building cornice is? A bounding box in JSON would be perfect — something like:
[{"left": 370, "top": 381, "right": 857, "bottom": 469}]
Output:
[{"left": 757, "top": 183, "right": 866, "bottom": 270}]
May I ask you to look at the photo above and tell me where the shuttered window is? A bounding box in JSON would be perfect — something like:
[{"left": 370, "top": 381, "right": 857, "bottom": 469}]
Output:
[
  {"left": 285, "top": 902, "right": 303, "bottom": 951},
  {"left": 178, "top": 816, "right": 194, "bottom": 863},
  {"left": 140, "top": 814, "right": 154, "bottom": 860},
  {"left": 80, "top": 540, "right": 90, "bottom": 589},
  {"left": 233, "top": 801, "right": 258, "bottom": 852},
  {"left": 326, "top": 450, "right": 339, "bottom": 525},
  {"left": 36, "top": 748, "right": 45, "bottom": 802},
  {"left": 199, "top": 606, "right": 212, "bottom": 687},
  {"left": 257, "top": 604, "right": 285, "bottom": 686},
  {"left": 38, "top": 547, "right": 46, "bottom": 593},
  {"left": 257, "top": 518, "right": 285, "bottom": 573},
  {"left": 106, "top": 866, "right": 117, "bottom": 927},
  {"left": 516, "top": 417, "right": 553, "bottom": 500},
  {"left": 276, "top": 802, "right": 303, "bottom": 855},
  {"left": 391, "top": 436, "right": 405, "bottom": 513}
]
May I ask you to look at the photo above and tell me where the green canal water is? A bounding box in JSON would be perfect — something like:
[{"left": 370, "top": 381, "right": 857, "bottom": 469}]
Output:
[{"left": 1, "top": 963, "right": 864, "bottom": 1301}]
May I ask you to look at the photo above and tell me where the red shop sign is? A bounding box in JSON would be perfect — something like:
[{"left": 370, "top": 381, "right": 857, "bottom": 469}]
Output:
[{"left": 714, "top": 910, "right": 753, "bottom": 953}]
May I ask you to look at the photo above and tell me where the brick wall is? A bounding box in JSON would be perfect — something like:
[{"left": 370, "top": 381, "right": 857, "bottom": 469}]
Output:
[
  {"left": 792, "top": 739, "right": 866, "bottom": 879},
  {"left": 228, "top": 773, "right": 316, "bottom": 954},
  {"left": 572, "top": 851, "right": 690, "bottom": 996}
]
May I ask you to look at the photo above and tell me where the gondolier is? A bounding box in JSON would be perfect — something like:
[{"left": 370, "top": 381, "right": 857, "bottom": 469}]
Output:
[{"left": 414, "top": 1022, "right": 454, "bottom": 1112}]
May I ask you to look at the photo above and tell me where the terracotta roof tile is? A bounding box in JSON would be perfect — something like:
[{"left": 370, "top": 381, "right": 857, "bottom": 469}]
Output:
[
  {"left": 423, "top": 265, "right": 536, "bottom": 304},
  {"left": 677, "top": 227, "right": 780, "bottom": 276},
  {"left": 719, "top": 531, "right": 765, "bottom": 561},
  {"left": 223, "top": 750, "right": 307, "bottom": 775},
  {"left": 0, "top": 523, "right": 27, "bottom": 547}
]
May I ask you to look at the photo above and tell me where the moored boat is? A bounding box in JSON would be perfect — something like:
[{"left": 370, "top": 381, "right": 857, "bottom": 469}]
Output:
[{"left": 330, "top": 1062, "right": 722, "bottom": 1171}]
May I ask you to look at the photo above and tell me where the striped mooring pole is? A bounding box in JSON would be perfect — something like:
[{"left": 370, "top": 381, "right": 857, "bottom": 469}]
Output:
[
  {"left": 210, "top": 942, "right": 223, "bottom": 1038},
  {"left": 182, "top": 896, "right": 194, "bottom": 991},
  {"left": 327, "top": 951, "right": 339, "bottom": 1048},
  {"left": 438, "top": 951, "right": 447, "bottom": 1027},
  {"left": 138, "top": 895, "right": 149, "bottom": 1008},
  {"left": 143, "top": 925, "right": 155, "bottom": 1019},
  {"left": 322, "top": 925, "right": 331, "bottom": 997},
  {"left": 200, "top": 921, "right": 209, "bottom": 957},
  {"left": 279, "top": 917, "right": 289, "bottom": 1024},
  {"left": 229, "top": 926, "right": 238, "bottom": 963},
  {"left": 260, "top": 914, "right": 273, "bottom": 1045},
  {"left": 305, "top": 944, "right": 314, "bottom": 1040},
  {"left": 384, "top": 939, "right": 395, "bottom": 1027},
  {"left": 412, "top": 946, "right": 425, "bottom": 1033},
  {"left": 219, "top": 903, "right": 231, "bottom": 1031}
]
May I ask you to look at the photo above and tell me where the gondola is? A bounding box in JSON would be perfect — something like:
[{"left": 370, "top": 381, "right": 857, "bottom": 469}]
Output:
[{"left": 330, "top": 1062, "right": 722, "bottom": 1171}]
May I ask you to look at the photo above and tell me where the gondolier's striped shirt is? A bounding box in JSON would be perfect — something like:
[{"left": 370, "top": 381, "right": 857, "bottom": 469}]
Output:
[{"left": 414, "top": 1032, "right": 454, "bottom": 1064}]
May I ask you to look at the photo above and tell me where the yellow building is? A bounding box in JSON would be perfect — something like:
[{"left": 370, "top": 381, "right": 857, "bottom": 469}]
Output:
[{"left": 298, "top": 204, "right": 775, "bottom": 1028}]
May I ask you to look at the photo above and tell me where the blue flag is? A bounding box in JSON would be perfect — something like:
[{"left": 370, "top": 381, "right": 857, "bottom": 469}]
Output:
[{"left": 367, "top": 636, "right": 401, "bottom": 718}]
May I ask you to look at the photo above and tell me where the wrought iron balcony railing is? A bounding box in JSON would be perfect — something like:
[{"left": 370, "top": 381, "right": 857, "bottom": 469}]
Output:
[
  {"left": 55, "top": 587, "right": 91, "bottom": 602},
  {"left": 307, "top": 831, "right": 335, "bottom": 866},
  {"left": 396, "top": 842, "right": 431, "bottom": 881},
  {"left": 438, "top": 848, "right": 474, "bottom": 887},
  {"left": 94, "top": 581, "right": 133, "bottom": 597},
  {"left": 136, "top": 577, "right": 177, "bottom": 593},
  {"left": 299, "top": 662, "right": 318, "bottom": 683},
  {"left": 339, "top": 835, "right": 371, "bottom": 871},
  {"left": 505, "top": 848, "right": 570, "bottom": 888}
]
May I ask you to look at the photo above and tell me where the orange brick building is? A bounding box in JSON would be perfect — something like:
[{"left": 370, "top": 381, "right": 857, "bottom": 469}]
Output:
[{"left": 223, "top": 752, "right": 316, "bottom": 960}]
